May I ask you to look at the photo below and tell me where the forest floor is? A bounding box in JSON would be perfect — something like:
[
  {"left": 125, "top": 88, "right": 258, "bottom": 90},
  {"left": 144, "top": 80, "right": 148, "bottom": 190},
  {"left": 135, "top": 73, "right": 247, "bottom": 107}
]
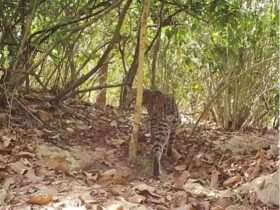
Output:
[{"left": 0, "top": 93, "right": 278, "bottom": 210}]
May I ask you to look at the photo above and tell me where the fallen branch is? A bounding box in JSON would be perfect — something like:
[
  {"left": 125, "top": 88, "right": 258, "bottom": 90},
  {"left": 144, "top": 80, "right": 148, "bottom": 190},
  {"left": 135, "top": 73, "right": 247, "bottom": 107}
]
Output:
[{"left": 14, "top": 98, "right": 45, "bottom": 126}]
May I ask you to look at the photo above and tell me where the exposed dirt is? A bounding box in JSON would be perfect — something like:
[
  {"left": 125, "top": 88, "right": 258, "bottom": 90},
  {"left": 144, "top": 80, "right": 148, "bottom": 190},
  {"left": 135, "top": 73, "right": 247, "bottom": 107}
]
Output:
[{"left": 0, "top": 93, "right": 278, "bottom": 210}]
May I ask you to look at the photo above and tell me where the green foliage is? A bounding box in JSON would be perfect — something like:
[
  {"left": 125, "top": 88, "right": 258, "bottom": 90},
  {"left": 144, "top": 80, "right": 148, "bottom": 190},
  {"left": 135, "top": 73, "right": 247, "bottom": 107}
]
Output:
[{"left": 0, "top": 0, "right": 278, "bottom": 128}]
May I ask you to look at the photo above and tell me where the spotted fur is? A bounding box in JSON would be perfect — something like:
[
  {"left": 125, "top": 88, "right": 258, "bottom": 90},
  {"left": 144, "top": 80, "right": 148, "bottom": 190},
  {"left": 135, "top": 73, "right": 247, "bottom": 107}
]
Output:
[{"left": 128, "top": 89, "right": 180, "bottom": 177}]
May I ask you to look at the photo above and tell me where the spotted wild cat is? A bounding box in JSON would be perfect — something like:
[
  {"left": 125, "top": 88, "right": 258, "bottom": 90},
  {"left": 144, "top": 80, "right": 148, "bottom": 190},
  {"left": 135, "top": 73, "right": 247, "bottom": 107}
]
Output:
[{"left": 128, "top": 89, "right": 180, "bottom": 177}]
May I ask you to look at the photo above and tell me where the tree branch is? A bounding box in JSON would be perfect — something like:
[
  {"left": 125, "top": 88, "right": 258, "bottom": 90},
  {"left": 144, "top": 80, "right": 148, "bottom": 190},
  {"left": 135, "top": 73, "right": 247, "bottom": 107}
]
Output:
[
  {"left": 53, "top": 0, "right": 133, "bottom": 103},
  {"left": 29, "top": 0, "right": 123, "bottom": 44},
  {"left": 76, "top": 83, "right": 127, "bottom": 94}
]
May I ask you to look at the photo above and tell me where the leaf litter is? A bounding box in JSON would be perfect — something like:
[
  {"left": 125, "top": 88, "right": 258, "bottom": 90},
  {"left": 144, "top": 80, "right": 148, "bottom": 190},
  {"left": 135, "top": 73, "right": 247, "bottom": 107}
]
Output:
[{"left": 0, "top": 94, "right": 278, "bottom": 210}]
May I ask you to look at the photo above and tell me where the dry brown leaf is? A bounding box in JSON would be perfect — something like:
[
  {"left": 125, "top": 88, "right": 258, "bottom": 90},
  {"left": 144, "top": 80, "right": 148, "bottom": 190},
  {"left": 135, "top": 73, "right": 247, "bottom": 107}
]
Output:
[
  {"left": 2, "top": 135, "right": 15, "bottom": 148},
  {"left": 174, "top": 164, "right": 186, "bottom": 171},
  {"left": 84, "top": 171, "right": 99, "bottom": 182},
  {"left": 211, "top": 197, "right": 232, "bottom": 209},
  {"left": 166, "top": 194, "right": 172, "bottom": 201},
  {"left": 0, "top": 189, "right": 8, "bottom": 205},
  {"left": 199, "top": 201, "right": 210, "bottom": 210},
  {"left": 37, "top": 110, "right": 52, "bottom": 121},
  {"left": 9, "top": 160, "right": 28, "bottom": 174},
  {"left": 148, "top": 196, "right": 165, "bottom": 205},
  {"left": 201, "top": 153, "right": 214, "bottom": 164},
  {"left": 46, "top": 156, "right": 70, "bottom": 175},
  {"left": 174, "top": 170, "right": 190, "bottom": 189},
  {"left": 0, "top": 161, "right": 7, "bottom": 171},
  {"left": 128, "top": 194, "right": 146, "bottom": 203},
  {"left": 76, "top": 124, "right": 90, "bottom": 130},
  {"left": 211, "top": 207, "right": 225, "bottom": 210},
  {"left": 98, "top": 168, "right": 128, "bottom": 185},
  {"left": 99, "top": 169, "right": 117, "bottom": 182},
  {"left": 223, "top": 175, "right": 241, "bottom": 187},
  {"left": 110, "top": 120, "right": 118, "bottom": 128},
  {"left": 27, "top": 194, "right": 53, "bottom": 205},
  {"left": 66, "top": 127, "right": 75, "bottom": 133},
  {"left": 115, "top": 206, "right": 124, "bottom": 210},
  {"left": 134, "top": 183, "right": 162, "bottom": 199},
  {"left": 109, "top": 185, "right": 125, "bottom": 196},
  {"left": 0, "top": 147, "right": 11, "bottom": 154},
  {"left": 134, "top": 183, "right": 155, "bottom": 193},
  {"left": 2, "top": 176, "right": 17, "bottom": 190},
  {"left": 111, "top": 138, "right": 126, "bottom": 147}
]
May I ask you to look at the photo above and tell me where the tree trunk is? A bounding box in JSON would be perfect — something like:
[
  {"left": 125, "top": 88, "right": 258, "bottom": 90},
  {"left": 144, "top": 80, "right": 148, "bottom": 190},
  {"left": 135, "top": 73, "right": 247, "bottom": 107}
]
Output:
[
  {"left": 54, "top": 0, "right": 132, "bottom": 103},
  {"left": 7, "top": 0, "right": 36, "bottom": 90},
  {"left": 119, "top": 29, "right": 140, "bottom": 108},
  {"left": 151, "top": 30, "right": 160, "bottom": 89},
  {"left": 150, "top": 5, "right": 163, "bottom": 90},
  {"left": 129, "top": 0, "right": 149, "bottom": 163},
  {"left": 96, "top": 63, "right": 108, "bottom": 107}
]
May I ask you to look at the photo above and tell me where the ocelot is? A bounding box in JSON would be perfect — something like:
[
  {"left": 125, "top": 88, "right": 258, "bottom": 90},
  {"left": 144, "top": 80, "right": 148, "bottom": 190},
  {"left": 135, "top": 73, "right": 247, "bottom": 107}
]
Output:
[{"left": 128, "top": 88, "right": 180, "bottom": 177}]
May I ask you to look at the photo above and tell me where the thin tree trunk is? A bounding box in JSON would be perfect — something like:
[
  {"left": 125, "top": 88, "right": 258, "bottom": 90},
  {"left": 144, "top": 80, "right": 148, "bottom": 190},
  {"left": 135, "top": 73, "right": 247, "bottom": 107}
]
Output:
[
  {"left": 150, "top": 5, "right": 163, "bottom": 90},
  {"left": 54, "top": 0, "right": 132, "bottom": 103},
  {"left": 96, "top": 63, "right": 108, "bottom": 107},
  {"left": 129, "top": 0, "right": 149, "bottom": 163},
  {"left": 151, "top": 30, "right": 160, "bottom": 89},
  {"left": 223, "top": 26, "right": 231, "bottom": 129},
  {"left": 119, "top": 29, "right": 140, "bottom": 108},
  {"left": 8, "top": 0, "right": 37, "bottom": 90}
]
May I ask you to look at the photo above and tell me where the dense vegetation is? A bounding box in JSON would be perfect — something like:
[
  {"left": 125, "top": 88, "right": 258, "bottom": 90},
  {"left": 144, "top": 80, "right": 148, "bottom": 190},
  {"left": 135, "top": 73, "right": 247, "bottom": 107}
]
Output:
[{"left": 0, "top": 0, "right": 279, "bottom": 129}]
